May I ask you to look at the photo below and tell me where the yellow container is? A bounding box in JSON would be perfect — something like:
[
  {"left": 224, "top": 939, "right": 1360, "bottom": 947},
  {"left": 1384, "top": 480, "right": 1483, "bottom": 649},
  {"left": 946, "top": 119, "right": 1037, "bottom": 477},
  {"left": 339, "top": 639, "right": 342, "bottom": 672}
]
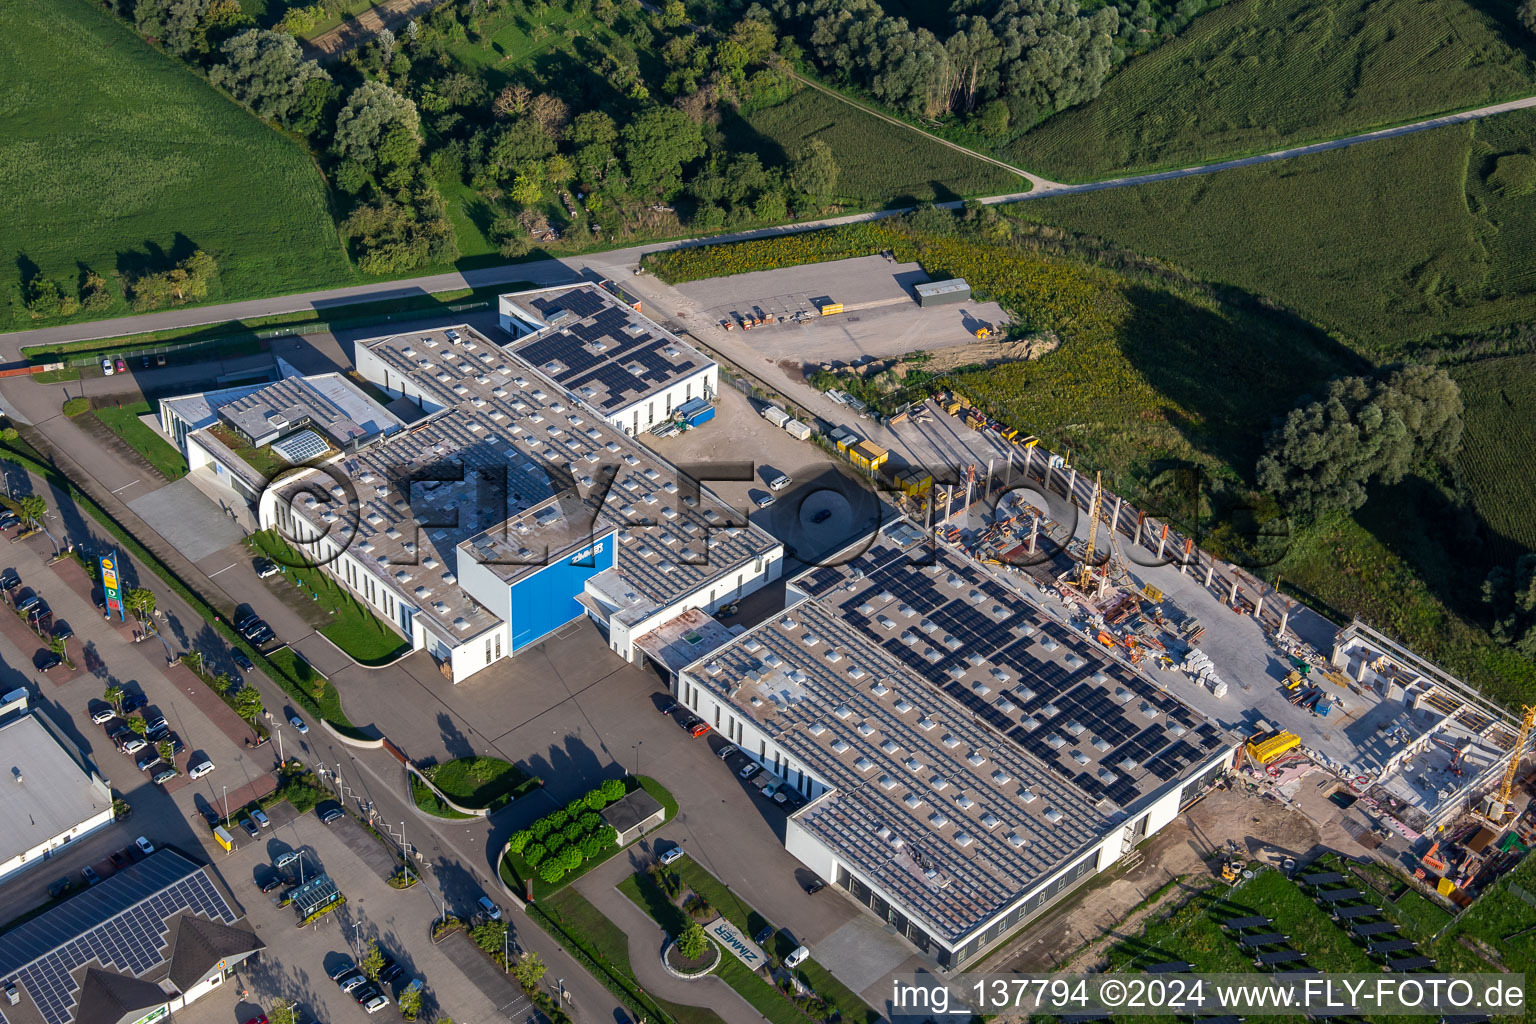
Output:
[
  {"left": 1245, "top": 731, "right": 1300, "bottom": 764},
  {"left": 819, "top": 303, "right": 843, "bottom": 315}
]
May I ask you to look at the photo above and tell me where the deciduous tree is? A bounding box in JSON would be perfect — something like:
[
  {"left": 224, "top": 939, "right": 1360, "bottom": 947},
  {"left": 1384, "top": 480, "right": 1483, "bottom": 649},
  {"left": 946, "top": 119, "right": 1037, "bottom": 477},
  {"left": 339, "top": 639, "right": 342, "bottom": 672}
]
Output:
[{"left": 211, "top": 30, "right": 330, "bottom": 131}]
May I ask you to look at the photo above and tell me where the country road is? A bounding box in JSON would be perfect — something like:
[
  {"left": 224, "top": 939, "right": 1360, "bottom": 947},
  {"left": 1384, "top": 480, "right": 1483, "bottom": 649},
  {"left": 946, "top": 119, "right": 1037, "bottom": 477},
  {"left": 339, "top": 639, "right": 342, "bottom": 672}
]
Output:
[{"left": 6, "top": 90, "right": 1536, "bottom": 353}]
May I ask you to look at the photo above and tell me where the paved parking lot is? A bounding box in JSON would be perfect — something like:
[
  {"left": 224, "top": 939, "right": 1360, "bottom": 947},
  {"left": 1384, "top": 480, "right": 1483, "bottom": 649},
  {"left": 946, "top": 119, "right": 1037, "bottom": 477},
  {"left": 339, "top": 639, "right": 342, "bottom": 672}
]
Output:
[
  {"left": 198, "top": 807, "right": 530, "bottom": 1024},
  {"left": 673, "top": 254, "right": 1008, "bottom": 361}
]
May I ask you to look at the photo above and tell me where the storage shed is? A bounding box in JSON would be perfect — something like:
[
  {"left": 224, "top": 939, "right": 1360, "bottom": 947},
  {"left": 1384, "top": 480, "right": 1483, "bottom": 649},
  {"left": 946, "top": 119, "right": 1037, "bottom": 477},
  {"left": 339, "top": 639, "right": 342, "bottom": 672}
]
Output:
[{"left": 914, "top": 278, "right": 971, "bottom": 306}]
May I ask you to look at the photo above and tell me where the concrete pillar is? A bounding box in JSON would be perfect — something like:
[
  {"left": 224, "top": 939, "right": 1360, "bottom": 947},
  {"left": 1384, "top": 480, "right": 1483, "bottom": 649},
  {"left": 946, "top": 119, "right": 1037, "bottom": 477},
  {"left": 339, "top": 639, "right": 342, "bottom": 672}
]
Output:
[
  {"left": 1179, "top": 538, "right": 1192, "bottom": 575},
  {"left": 1068, "top": 466, "right": 1078, "bottom": 500},
  {"left": 1229, "top": 577, "right": 1239, "bottom": 604},
  {"left": 1004, "top": 447, "right": 1015, "bottom": 488},
  {"left": 1134, "top": 513, "right": 1144, "bottom": 547},
  {"left": 1111, "top": 496, "right": 1122, "bottom": 535},
  {"left": 1022, "top": 445, "right": 1034, "bottom": 480},
  {"left": 1028, "top": 516, "right": 1039, "bottom": 553},
  {"left": 1156, "top": 524, "right": 1167, "bottom": 560},
  {"left": 1254, "top": 595, "right": 1265, "bottom": 619},
  {"left": 1279, "top": 605, "right": 1290, "bottom": 636},
  {"left": 1045, "top": 460, "right": 1055, "bottom": 492},
  {"left": 1205, "top": 563, "right": 1215, "bottom": 587},
  {"left": 985, "top": 457, "right": 995, "bottom": 499}
]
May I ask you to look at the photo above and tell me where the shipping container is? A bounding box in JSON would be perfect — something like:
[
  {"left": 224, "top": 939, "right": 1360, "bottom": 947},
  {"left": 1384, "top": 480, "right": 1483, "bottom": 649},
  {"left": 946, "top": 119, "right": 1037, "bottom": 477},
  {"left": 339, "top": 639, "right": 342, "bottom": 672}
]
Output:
[
  {"left": 818, "top": 302, "right": 843, "bottom": 315},
  {"left": 784, "top": 420, "right": 812, "bottom": 440},
  {"left": 848, "top": 440, "right": 889, "bottom": 472},
  {"left": 684, "top": 405, "right": 715, "bottom": 427},
  {"left": 213, "top": 826, "right": 235, "bottom": 852},
  {"left": 914, "top": 278, "right": 970, "bottom": 306},
  {"left": 762, "top": 406, "right": 790, "bottom": 427}
]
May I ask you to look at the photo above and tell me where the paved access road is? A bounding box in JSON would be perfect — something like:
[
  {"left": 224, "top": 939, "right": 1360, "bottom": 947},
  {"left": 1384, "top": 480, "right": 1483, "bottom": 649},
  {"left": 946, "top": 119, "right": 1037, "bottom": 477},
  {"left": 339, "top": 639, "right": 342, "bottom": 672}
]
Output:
[{"left": 4, "top": 90, "right": 1536, "bottom": 353}]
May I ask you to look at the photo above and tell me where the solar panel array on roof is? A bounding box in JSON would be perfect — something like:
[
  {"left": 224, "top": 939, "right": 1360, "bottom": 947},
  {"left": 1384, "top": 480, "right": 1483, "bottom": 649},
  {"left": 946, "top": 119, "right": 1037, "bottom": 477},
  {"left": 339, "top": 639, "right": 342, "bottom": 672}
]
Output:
[
  {"left": 271, "top": 430, "right": 330, "bottom": 465},
  {"left": 0, "top": 852, "right": 238, "bottom": 1024},
  {"left": 516, "top": 289, "right": 699, "bottom": 412}
]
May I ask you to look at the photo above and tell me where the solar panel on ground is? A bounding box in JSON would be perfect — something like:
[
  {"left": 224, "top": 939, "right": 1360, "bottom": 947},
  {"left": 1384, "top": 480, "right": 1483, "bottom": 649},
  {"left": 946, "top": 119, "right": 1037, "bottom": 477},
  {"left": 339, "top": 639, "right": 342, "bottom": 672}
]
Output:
[
  {"left": 1302, "top": 871, "right": 1345, "bottom": 885},
  {"left": 1144, "top": 961, "right": 1192, "bottom": 973},
  {"left": 1224, "top": 916, "right": 1271, "bottom": 929},
  {"left": 1385, "top": 956, "right": 1434, "bottom": 972},
  {"left": 1254, "top": 950, "right": 1307, "bottom": 965},
  {"left": 1367, "top": 939, "right": 1415, "bottom": 954},
  {"left": 1349, "top": 919, "right": 1395, "bottom": 933},
  {"left": 1239, "top": 932, "right": 1287, "bottom": 946},
  {"left": 1317, "top": 887, "right": 1364, "bottom": 902}
]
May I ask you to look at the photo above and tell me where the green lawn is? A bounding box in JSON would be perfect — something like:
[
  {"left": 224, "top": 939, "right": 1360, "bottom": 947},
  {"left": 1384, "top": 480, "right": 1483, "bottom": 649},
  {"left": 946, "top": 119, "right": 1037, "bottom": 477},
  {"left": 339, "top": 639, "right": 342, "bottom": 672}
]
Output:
[
  {"left": 538, "top": 888, "right": 728, "bottom": 1024},
  {"left": 410, "top": 775, "right": 474, "bottom": 819},
  {"left": 1007, "top": 0, "right": 1536, "bottom": 180},
  {"left": 90, "top": 401, "right": 187, "bottom": 480},
  {"left": 249, "top": 530, "right": 409, "bottom": 664},
  {"left": 0, "top": 0, "right": 355, "bottom": 327},
  {"left": 724, "top": 85, "right": 1022, "bottom": 205},
  {"left": 1452, "top": 353, "right": 1536, "bottom": 557},
  {"left": 427, "top": 756, "right": 530, "bottom": 808}
]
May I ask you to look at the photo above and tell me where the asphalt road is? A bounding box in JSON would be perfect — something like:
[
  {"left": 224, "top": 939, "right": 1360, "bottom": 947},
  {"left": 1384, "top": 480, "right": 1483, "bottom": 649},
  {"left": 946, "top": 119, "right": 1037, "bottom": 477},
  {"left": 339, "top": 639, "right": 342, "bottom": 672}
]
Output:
[{"left": 4, "top": 90, "right": 1535, "bottom": 352}]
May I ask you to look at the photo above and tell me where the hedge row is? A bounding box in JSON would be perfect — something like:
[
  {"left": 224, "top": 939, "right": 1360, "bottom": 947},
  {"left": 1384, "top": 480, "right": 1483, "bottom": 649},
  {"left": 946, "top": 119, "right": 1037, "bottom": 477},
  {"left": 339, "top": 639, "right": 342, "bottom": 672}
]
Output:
[{"left": 507, "top": 779, "right": 626, "bottom": 884}]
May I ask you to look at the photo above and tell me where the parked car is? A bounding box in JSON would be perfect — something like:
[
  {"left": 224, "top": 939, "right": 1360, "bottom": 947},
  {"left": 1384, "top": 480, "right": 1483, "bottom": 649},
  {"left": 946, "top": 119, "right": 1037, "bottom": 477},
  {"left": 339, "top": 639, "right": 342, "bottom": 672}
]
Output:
[
  {"left": 80, "top": 866, "right": 100, "bottom": 885},
  {"left": 738, "top": 762, "right": 761, "bottom": 780},
  {"left": 659, "top": 845, "right": 685, "bottom": 866},
  {"left": 188, "top": 759, "right": 215, "bottom": 779},
  {"left": 114, "top": 358, "right": 127, "bottom": 374},
  {"left": 136, "top": 752, "right": 161, "bottom": 772},
  {"left": 0, "top": 568, "right": 19, "bottom": 589},
  {"left": 251, "top": 808, "right": 270, "bottom": 828},
  {"left": 152, "top": 767, "right": 178, "bottom": 785},
  {"left": 146, "top": 721, "right": 170, "bottom": 742},
  {"left": 144, "top": 715, "right": 168, "bottom": 735},
  {"left": 769, "top": 473, "right": 791, "bottom": 490},
  {"left": 477, "top": 895, "right": 502, "bottom": 921},
  {"left": 0, "top": 516, "right": 19, "bottom": 535},
  {"left": 753, "top": 492, "right": 775, "bottom": 508},
  {"left": 318, "top": 805, "right": 344, "bottom": 825},
  {"left": 90, "top": 706, "right": 115, "bottom": 725},
  {"left": 360, "top": 994, "right": 390, "bottom": 1015},
  {"left": 240, "top": 817, "right": 260, "bottom": 838},
  {"left": 134, "top": 836, "right": 154, "bottom": 856},
  {"left": 686, "top": 720, "right": 710, "bottom": 738},
  {"left": 232, "top": 649, "right": 253, "bottom": 672},
  {"left": 353, "top": 983, "right": 382, "bottom": 1005},
  {"left": 754, "top": 924, "right": 775, "bottom": 946},
  {"left": 53, "top": 622, "right": 73, "bottom": 641},
  {"left": 109, "top": 850, "right": 128, "bottom": 869},
  {"left": 336, "top": 972, "right": 367, "bottom": 994},
  {"left": 260, "top": 875, "right": 284, "bottom": 894},
  {"left": 288, "top": 714, "right": 308, "bottom": 734},
  {"left": 810, "top": 508, "right": 832, "bottom": 524},
  {"left": 121, "top": 736, "right": 147, "bottom": 755},
  {"left": 243, "top": 621, "right": 274, "bottom": 644},
  {"left": 101, "top": 359, "right": 114, "bottom": 377},
  {"left": 254, "top": 558, "right": 279, "bottom": 579},
  {"left": 377, "top": 958, "right": 404, "bottom": 985},
  {"left": 658, "top": 700, "right": 679, "bottom": 716},
  {"left": 162, "top": 734, "right": 184, "bottom": 757},
  {"left": 121, "top": 692, "right": 148, "bottom": 713},
  {"left": 275, "top": 850, "right": 299, "bottom": 869},
  {"left": 784, "top": 945, "right": 810, "bottom": 968},
  {"left": 141, "top": 355, "right": 152, "bottom": 370},
  {"left": 328, "top": 960, "right": 357, "bottom": 982},
  {"left": 803, "top": 878, "right": 826, "bottom": 896},
  {"left": 37, "top": 652, "right": 63, "bottom": 672},
  {"left": 233, "top": 611, "right": 259, "bottom": 632},
  {"left": 716, "top": 744, "right": 737, "bottom": 761},
  {"left": 48, "top": 877, "right": 72, "bottom": 899}
]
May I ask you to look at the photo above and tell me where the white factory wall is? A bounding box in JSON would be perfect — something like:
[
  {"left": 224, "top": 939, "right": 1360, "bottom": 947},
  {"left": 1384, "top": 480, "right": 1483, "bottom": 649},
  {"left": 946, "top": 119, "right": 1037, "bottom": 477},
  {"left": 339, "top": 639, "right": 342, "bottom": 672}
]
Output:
[
  {"left": 673, "top": 665, "right": 832, "bottom": 801},
  {"left": 0, "top": 801, "right": 115, "bottom": 886},
  {"left": 611, "top": 364, "right": 719, "bottom": 436},
  {"left": 357, "top": 343, "right": 447, "bottom": 413}
]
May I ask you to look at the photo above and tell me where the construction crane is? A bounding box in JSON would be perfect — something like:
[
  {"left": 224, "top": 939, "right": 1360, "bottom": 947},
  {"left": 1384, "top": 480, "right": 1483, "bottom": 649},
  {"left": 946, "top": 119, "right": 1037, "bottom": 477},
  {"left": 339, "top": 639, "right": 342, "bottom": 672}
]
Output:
[
  {"left": 1490, "top": 704, "right": 1536, "bottom": 819},
  {"left": 1079, "top": 472, "right": 1102, "bottom": 590}
]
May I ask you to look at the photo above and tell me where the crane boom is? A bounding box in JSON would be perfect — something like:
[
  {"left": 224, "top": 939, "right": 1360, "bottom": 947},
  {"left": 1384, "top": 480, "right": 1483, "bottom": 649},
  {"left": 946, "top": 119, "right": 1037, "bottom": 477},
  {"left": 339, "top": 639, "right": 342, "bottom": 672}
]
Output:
[
  {"left": 1497, "top": 704, "right": 1536, "bottom": 809},
  {"left": 1079, "top": 472, "right": 1102, "bottom": 589}
]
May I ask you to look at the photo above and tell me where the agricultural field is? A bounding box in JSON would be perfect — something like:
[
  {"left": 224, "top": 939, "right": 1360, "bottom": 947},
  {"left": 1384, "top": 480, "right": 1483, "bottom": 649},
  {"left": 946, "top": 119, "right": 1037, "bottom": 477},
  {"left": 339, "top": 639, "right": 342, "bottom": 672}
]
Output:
[
  {"left": 1007, "top": 0, "right": 1535, "bottom": 180},
  {"left": 723, "top": 86, "right": 1022, "bottom": 205},
  {"left": 1009, "top": 113, "right": 1536, "bottom": 355},
  {"left": 0, "top": 0, "right": 355, "bottom": 325},
  {"left": 1451, "top": 353, "right": 1536, "bottom": 557}
]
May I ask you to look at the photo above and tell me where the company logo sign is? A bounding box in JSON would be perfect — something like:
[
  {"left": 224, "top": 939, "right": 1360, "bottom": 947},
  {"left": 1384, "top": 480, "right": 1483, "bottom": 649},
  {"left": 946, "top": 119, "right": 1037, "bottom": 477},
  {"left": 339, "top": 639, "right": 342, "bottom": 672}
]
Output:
[
  {"left": 100, "top": 552, "right": 124, "bottom": 621},
  {"left": 568, "top": 540, "right": 606, "bottom": 565},
  {"left": 704, "top": 916, "right": 765, "bottom": 968}
]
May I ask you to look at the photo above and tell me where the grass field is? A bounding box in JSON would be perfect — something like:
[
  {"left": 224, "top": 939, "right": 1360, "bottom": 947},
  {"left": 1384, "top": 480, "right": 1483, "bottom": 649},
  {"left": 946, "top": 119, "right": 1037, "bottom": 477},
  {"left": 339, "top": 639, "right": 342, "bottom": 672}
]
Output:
[
  {"left": 0, "top": 0, "right": 354, "bottom": 326},
  {"left": 90, "top": 401, "right": 188, "bottom": 480},
  {"left": 427, "top": 756, "right": 530, "bottom": 808},
  {"left": 1452, "top": 353, "right": 1536, "bottom": 557},
  {"left": 249, "top": 531, "right": 409, "bottom": 664},
  {"left": 1009, "top": 113, "right": 1536, "bottom": 354},
  {"left": 724, "top": 86, "right": 1022, "bottom": 205},
  {"left": 1007, "top": 0, "right": 1536, "bottom": 180}
]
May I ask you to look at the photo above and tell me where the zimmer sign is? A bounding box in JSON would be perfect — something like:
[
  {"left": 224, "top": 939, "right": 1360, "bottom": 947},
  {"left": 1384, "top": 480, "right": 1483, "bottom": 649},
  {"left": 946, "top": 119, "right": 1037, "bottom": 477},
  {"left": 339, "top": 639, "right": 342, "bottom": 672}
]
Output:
[
  {"left": 100, "top": 551, "right": 124, "bottom": 621},
  {"left": 705, "top": 916, "right": 765, "bottom": 968}
]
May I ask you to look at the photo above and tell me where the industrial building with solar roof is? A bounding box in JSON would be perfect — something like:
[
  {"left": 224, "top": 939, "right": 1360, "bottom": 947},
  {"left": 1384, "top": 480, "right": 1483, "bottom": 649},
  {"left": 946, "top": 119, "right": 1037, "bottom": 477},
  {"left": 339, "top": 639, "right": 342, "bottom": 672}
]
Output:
[
  {"left": 0, "top": 848, "right": 262, "bottom": 1024},
  {"left": 152, "top": 280, "right": 781, "bottom": 682},
  {"left": 674, "top": 522, "right": 1240, "bottom": 968}
]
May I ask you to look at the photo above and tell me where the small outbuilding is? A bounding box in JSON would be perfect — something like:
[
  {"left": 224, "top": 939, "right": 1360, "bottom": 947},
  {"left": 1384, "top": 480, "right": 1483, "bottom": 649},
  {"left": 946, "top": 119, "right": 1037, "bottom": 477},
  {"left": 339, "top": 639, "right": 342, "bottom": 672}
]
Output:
[
  {"left": 601, "top": 789, "right": 666, "bottom": 846},
  {"left": 914, "top": 278, "right": 970, "bottom": 306}
]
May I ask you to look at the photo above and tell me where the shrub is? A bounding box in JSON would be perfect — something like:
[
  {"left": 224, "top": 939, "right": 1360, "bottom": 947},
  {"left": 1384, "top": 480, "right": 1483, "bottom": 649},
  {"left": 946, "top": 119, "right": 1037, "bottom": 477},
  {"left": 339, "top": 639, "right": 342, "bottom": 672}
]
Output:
[
  {"left": 472, "top": 920, "right": 507, "bottom": 954},
  {"left": 579, "top": 811, "right": 600, "bottom": 831},
  {"left": 62, "top": 398, "right": 89, "bottom": 418},
  {"left": 507, "top": 829, "right": 532, "bottom": 854},
  {"left": 563, "top": 822, "right": 584, "bottom": 845},
  {"left": 523, "top": 842, "right": 547, "bottom": 867},
  {"left": 565, "top": 798, "right": 586, "bottom": 819},
  {"left": 560, "top": 846, "right": 582, "bottom": 871},
  {"left": 677, "top": 922, "right": 709, "bottom": 960},
  {"left": 578, "top": 834, "right": 603, "bottom": 859},
  {"left": 539, "top": 860, "right": 566, "bottom": 884},
  {"left": 600, "top": 778, "right": 625, "bottom": 802},
  {"left": 529, "top": 818, "right": 552, "bottom": 841},
  {"left": 547, "top": 809, "right": 568, "bottom": 830},
  {"left": 584, "top": 789, "right": 607, "bottom": 810}
]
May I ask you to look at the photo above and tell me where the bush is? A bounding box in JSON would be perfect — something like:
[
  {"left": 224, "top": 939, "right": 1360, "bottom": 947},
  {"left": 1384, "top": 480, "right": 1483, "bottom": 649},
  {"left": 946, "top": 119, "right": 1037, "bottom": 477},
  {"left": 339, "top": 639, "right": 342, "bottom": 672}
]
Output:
[
  {"left": 524, "top": 842, "right": 547, "bottom": 867},
  {"left": 539, "top": 860, "right": 567, "bottom": 884},
  {"left": 62, "top": 398, "right": 89, "bottom": 418},
  {"left": 563, "top": 822, "right": 584, "bottom": 845},
  {"left": 561, "top": 846, "right": 582, "bottom": 870},
  {"left": 472, "top": 919, "right": 508, "bottom": 954},
  {"left": 579, "top": 834, "right": 604, "bottom": 859},
  {"left": 677, "top": 922, "right": 709, "bottom": 960},
  {"left": 508, "top": 829, "right": 532, "bottom": 854},
  {"left": 547, "top": 808, "right": 568, "bottom": 830},
  {"left": 584, "top": 789, "right": 607, "bottom": 810},
  {"left": 529, "top": 818, "right": 552, "bottom": 841},
  {"left": 578, "top": 811, "right": 600, "bottom": 831},
  {"left": 565, "top": 798, "right": 586, "bottom": 819}
]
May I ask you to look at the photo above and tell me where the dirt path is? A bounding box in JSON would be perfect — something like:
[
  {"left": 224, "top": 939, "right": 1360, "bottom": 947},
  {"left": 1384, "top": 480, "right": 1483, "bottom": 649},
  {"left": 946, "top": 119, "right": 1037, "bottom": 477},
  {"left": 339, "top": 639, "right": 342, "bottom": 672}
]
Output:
[{"left": 304, "top": 0, "right": 443, "bottom": 60}]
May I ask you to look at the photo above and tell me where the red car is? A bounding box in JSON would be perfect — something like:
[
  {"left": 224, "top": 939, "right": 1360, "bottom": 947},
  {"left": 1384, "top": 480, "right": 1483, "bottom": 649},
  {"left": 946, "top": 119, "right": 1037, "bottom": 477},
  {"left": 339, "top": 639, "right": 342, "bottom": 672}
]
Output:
[
  {"left": 688, "top": 721, "right": 710, "bottom": 739},
  {"left": 114, "top": 358, "right": 127, "bottom": 374},
  {"left": 243, "top": 1016, "right": 268, "bottom": 1024}
]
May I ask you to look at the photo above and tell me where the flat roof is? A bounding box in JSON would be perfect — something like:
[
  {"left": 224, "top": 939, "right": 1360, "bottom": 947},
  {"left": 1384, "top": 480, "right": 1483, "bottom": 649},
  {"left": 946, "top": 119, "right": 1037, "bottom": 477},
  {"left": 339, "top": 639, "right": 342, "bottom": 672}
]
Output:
[
  {"left": 0, "top": 714, "right": 109, "bottom": 862},
  {"left": 914, "top": 278, "right": 969, "bottom": 296},
  {"left": 634, "top": 607, "right": 740, "bottom": 671},
  {"left": 217, "top": 373, "right": 404, "bottom": 448},
  {"left": 504, "top": 284, "right": 713, "bottom": 414},
  {"left": 268, "top": 323, "right": 776, "bottom": 644},
  {"left": 681, "top": 526, "right": 1236, "bottom": 943}
]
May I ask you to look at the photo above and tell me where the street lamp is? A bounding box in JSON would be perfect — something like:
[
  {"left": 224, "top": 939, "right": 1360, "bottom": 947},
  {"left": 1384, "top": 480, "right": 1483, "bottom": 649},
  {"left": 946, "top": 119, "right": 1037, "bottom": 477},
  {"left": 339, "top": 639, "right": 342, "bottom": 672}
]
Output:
[
  {"left": 222, "top": 785, "right": 228, "bottom": 827},
  {"left": 401, "top": 821, "right": 410, "bottom": 885}
]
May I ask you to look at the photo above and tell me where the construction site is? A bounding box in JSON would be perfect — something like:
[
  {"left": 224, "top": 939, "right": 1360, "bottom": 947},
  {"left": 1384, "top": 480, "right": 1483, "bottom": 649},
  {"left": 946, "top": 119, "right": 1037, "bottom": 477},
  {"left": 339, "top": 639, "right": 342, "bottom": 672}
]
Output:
[{"left": 873, "top": 390, "right": 1536, "bottom": 914}]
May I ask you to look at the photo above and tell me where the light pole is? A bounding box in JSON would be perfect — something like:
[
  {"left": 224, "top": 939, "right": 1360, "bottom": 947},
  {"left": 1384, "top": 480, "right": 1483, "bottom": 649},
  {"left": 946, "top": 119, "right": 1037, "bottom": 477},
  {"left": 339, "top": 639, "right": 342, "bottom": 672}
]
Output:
[
  {"left": 222, "top": 785, "right": 228, "bottom": 827},
  {"left": 275, "top": 723, "right": 284, "bottom": 763},
  {"left": 503, "top": 925, "right": 508, "bottom": 974},
  {"left": 401, "top": 821, "right": 410, "bottom": 885}
]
